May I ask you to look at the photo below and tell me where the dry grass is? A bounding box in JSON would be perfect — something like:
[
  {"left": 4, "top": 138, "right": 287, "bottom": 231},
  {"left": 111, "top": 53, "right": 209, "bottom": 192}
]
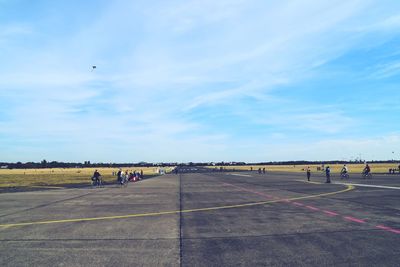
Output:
[
  {"left": 208, "top": 163, "right": 400, "bottom": 174},
  {"left": 0, "top": 167, "right": 174, "bottom": 188}
]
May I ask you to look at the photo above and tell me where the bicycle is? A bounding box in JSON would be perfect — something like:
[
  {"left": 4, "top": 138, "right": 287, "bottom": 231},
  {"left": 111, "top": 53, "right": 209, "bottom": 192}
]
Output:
[
  {"left": 362, "top": 171, "right": 372, "bottom": 179},
  {"left": 91, "top": 177, "right": 103, "bottom": 188},
  {"left": 340, "top": 172, "right": 349, "bottom": 179}
]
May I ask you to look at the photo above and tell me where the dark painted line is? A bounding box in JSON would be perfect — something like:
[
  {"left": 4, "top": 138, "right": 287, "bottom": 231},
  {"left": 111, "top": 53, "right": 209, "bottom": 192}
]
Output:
[{"left": 179, "top": 173, "right": 183, "bottom": 267}]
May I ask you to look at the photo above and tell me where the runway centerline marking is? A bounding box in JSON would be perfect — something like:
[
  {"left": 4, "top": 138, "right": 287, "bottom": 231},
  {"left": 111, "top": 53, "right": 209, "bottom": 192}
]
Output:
[{"left": 0, "top": 184, "right": 354, "bottom": 229}]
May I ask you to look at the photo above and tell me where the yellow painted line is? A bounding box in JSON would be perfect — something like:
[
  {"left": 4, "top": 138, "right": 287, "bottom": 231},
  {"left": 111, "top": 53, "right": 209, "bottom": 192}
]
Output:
[{"left": 0, "top": 184, "right": 354, "bottom": 229}]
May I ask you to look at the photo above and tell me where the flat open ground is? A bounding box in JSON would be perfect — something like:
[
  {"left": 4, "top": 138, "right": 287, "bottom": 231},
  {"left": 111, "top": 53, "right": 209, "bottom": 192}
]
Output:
[{"left": 0, "top": 169, "right": 399, "bottom": 266}]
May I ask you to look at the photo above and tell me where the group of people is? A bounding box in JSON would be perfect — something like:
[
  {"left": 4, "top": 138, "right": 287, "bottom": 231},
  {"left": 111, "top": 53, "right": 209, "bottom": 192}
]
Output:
[
  {"left": 306, "top": 164, "right": 372, "bottom": 183},
  {"left": 90, "top": 169, "right": 144, "bottom": 188},
  {"left": 258, "top": 167, "right": 266, "bottom": 174},
  {"left": 116, "top": 169, "right": 144, "bottom": 187}
]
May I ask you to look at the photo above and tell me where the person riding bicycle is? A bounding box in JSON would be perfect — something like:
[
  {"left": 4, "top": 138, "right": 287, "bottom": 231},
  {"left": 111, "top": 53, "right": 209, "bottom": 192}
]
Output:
[
  {"left": 92, "top": 169, "right": 102, "bottom": 187},
  {"left": 363, "top": 164, "right": 371, "bottom": 177},
  {"left": 340, "top": 164, "right": 349, "bottom": 178}
]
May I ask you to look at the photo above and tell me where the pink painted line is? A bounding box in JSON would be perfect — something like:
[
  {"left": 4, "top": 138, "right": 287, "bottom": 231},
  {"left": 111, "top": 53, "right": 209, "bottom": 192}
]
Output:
[
  {"left": 386, "top": 228, "right": 400, "bottom": 234},
  {"left": 222, "top": 182, "right": 400, "bottom": 236},
  {"left": 344, "top": 216, "right": 366, "bottom": 224},
  {"left": 305, "top": 205, "right": 320, "bottom": 211},
  {"left": 376, "top": 225, "right": 400, "bottom": 234},
  {"left": 376, "top": 225, "right": 389, "bottom": 230},
  {"left": 322, "top": 210, "right": 339, "bottom": 216}
]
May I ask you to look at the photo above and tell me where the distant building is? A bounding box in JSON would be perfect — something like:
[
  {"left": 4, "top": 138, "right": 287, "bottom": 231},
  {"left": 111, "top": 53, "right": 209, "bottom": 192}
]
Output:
[{"left": 1, "top": 165, "right": 8, "bottom": 169}]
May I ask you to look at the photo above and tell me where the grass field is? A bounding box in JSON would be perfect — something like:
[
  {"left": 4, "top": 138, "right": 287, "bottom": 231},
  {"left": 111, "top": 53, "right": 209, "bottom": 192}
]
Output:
[
  {"left": 0, "top": 167, "right": 174, "bottom": 188},
  {"left": 208, "top": 163, "right": 400, "bottom": 174}
]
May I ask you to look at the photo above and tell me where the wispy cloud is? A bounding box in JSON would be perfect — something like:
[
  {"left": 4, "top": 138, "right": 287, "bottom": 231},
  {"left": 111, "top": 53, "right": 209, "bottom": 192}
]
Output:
[
  {"left": 370, "top": 61, "right": 400, "bottom": 79},
  {"left": 1, "top": 0, "right": 400, "bottom": 162}
]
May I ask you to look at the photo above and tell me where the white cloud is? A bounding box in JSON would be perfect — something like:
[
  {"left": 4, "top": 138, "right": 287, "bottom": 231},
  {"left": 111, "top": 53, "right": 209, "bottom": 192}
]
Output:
[{"left": 1, "top": 0, "right": 400, "bottom": 162}]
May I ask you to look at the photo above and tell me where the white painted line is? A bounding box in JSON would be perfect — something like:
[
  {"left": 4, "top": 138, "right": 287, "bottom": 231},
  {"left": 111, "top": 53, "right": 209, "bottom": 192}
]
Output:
[
  {"left": 296, "top": 180, "right": 322, "bottom": 185},
  {"left": 229, "top": 173, "right": 252, "bottom": 177},
  {"left": 334, "top": 182, "right": 400, "bottom": 190}
]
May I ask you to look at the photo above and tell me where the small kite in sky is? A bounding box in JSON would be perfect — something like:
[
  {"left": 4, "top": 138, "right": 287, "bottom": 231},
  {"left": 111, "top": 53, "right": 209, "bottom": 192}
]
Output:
[{"left": 91, "top": 65, "right": 96, "bottom": 72}]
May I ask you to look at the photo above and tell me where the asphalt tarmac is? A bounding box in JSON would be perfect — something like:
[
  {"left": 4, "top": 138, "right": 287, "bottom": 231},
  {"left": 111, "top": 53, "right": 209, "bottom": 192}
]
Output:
[{"left": 0, "top": 169, "right": 399, "bottom": 266}]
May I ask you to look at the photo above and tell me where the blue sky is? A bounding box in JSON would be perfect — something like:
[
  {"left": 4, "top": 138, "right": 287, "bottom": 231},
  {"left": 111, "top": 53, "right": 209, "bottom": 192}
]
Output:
[{"left": 1, "top": 0, "right": 400, "bottom": 163}]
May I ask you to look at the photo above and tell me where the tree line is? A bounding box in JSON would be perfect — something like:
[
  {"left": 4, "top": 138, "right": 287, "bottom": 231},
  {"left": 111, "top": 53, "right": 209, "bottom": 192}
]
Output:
[{"left": 0, "top": 159, "right": 397, "bottom": 169}]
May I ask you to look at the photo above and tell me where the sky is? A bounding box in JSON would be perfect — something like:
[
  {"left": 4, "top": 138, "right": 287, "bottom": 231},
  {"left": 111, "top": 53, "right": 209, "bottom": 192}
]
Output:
[{"left": 1, "top": 0, "right": 400, "bottom": 163}]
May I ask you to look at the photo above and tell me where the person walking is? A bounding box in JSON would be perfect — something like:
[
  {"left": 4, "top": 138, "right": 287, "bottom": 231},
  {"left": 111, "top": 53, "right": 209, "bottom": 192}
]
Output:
[
  {"left": 306, "top": 166, "right": 311, "bottom": 181},
  {"left": 325, "top": 166, "right": 331, "bottom": 183},
  {"left": 124, "top": 171, "right": 129, "bottom": 186}
]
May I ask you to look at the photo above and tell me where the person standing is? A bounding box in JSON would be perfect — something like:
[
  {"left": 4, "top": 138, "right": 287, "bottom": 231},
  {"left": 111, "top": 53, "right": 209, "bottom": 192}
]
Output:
[
  {"left": 325, "top": 166, "right": 331, "bottom": 183},
  {"left": 117, "top": 169, "right": 122, "bottom": 186},
  {"left": 306, "top": 166, "right": 311, "bottom": 181}
]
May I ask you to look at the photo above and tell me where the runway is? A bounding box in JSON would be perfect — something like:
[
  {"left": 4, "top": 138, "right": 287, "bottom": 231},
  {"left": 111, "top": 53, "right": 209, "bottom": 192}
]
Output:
[{"left": 0, "top": 169, "right": 399, "bottom": 266}]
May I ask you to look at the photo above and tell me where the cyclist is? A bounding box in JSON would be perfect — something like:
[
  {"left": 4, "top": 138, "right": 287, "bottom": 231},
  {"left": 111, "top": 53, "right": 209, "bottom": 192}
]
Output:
[
  {"left": 362, "top": 164, "right": 371, "bottom": 179},
  {"left": 91, "top": 169, "right": 102, "bottom": 187},
  {"left": 340, "top": 164, "right": 349, "bottom": 179}
]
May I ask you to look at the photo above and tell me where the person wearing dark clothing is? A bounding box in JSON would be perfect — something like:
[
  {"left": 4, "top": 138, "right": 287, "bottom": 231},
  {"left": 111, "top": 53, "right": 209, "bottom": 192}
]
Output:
[
  {"left": 362, "top": 164, "right": 371, "bottom": 178},
  {"left": 262, "top": 167, "right": 266, "bottom": 174},
  {"left": 92, "top": 170, "right": 102, "bottom": 187},
  {"left": 306, "top": 167, "right": 311, "bottom": 181},
  {"left": 325, "top": 166, "right": 331, "bottom": 183},
  {"left": 117, "top": 169, "right": 122, "bottom": 185}
]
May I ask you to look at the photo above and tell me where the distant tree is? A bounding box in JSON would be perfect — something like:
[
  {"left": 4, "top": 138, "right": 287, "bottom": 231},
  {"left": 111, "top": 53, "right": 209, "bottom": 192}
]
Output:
[{"left": 41, "top": 159, "right": 47, "bottom": 168}]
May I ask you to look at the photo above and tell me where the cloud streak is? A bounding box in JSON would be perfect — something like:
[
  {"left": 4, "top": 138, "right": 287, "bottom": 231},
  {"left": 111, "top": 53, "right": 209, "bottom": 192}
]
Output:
[{"left": 1, "top": 0, "right": 400, "bottom": 162}]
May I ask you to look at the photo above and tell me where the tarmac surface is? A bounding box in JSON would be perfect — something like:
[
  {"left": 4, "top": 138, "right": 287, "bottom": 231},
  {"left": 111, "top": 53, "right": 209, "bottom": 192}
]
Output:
[{"left": 0, "top": 169, "right": 399, "bottom": 266}]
